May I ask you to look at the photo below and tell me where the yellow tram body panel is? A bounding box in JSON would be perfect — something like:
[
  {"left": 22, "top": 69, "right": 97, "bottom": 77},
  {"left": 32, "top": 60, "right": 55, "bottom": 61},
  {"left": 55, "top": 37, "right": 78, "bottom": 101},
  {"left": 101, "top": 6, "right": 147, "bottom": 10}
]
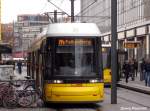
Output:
[
  {"left": 103, "top": 68, "right": 111, "bottom": 84},
  {"left": 44, "top": 83, "right": 104, "bottom": 103}
]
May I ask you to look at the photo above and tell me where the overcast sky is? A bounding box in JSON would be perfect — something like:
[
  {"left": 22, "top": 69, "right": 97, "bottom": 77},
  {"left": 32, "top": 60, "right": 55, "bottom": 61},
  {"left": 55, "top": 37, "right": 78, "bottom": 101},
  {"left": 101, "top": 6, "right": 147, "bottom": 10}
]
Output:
[{"left": 1, "top": 0, "right": 80, "bottom": 23}]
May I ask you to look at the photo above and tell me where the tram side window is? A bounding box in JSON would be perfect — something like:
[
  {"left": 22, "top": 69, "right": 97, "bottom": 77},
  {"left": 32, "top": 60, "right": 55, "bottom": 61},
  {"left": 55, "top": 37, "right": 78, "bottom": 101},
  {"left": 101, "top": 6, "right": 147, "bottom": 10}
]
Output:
[
  {"left": 102, "top": 53, "right": 108, "bottom": 69},
  {"left": 102, "top": 47, "right": 111, "bottom": 69},
  {"left": 45, "top": 52, "right": 52, "bottom": 79}
]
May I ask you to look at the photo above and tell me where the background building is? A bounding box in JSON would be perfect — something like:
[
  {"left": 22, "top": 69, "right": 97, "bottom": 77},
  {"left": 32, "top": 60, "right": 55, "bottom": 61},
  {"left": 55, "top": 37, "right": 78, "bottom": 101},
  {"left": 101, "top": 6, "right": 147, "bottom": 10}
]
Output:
[
  {"left": 81, "top": 0, "right": 150, "bottom": 33},
  {"left": 13, "top": 14, "right": 49, "bottom": 58},
  {"left": 1, "top": 23, "right": 14, "bottom": 45},
  {"left": 0, "top": 23, "right": 13, "bottom": 60},
  {"left": 81, "top": 0, "right": 150, "bottom": 60}
]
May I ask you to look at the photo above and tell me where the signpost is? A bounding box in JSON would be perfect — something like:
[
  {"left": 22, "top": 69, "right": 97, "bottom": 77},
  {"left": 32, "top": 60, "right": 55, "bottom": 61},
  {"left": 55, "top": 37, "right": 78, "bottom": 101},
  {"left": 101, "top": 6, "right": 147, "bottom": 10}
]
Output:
[
  {"left": 70, "top": 0, "right": 75, "bottom": 22},
  {"left": 124, "top": 41, "right": 141, "bottom": 48},
  {"left": 111, "top": 0, "right": 117, "bottom": 104}
]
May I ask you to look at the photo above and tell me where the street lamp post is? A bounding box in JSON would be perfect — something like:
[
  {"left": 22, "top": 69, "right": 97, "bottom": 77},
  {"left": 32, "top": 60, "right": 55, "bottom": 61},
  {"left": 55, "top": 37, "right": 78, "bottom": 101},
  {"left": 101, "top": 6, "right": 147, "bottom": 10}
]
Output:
[
  {"left": 70, "top": 0, "right": 74, "bottom": 22},
  {"left": 21, "top": 37, "right": 24, "bottom": 59},
  {"left": 111, "top": 0, "right": 117, "bottom": 104}
]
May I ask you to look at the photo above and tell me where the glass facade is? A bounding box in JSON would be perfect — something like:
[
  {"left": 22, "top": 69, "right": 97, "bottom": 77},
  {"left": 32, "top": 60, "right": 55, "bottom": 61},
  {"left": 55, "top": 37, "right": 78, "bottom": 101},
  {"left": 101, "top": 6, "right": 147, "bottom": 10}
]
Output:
[
  {"left": 81, "top": 0, "right": 150, "bottom": 34},
  {"left": 81, "top": 0, "right": 150, "bottom": 60}
]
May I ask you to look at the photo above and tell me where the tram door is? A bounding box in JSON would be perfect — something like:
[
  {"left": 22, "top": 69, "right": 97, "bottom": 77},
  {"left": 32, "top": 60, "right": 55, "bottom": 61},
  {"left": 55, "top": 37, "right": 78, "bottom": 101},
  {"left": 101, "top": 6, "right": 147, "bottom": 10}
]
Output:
[{"left": 117, "top": 50, "right": 128, "bottom": 80}]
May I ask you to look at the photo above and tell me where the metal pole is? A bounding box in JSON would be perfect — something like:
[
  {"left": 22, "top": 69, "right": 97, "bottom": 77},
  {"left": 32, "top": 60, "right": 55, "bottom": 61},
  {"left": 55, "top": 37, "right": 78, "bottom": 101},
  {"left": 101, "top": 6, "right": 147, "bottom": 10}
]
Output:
[
  {"left": 111, "top": 0, "right": 117, "bottom": 104},
  {"left": 70, "top": 0, "right": 74, "bottom": 22},
  {"left": 0, "top": 0, "right": 1, "bottom": 42},
  {"left": 22, "top": 38, "right": 24, "bottom": 58},
  {"left": 54, "top": 10, "right": 57, "bottom": 23}
]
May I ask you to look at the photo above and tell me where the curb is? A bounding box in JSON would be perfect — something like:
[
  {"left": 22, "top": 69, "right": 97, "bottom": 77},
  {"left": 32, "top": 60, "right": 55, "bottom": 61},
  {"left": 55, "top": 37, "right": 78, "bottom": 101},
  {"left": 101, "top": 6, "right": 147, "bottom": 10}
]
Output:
[{"left": 117, "top": 83, "right": 150, "bottom": 95}]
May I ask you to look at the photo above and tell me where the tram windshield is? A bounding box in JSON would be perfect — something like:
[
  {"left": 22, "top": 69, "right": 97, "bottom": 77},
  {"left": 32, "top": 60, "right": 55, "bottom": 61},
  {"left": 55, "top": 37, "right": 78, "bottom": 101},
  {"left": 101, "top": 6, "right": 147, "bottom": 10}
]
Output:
[{"left": 54, "top": 38, "right": 96, "bottom": 77}]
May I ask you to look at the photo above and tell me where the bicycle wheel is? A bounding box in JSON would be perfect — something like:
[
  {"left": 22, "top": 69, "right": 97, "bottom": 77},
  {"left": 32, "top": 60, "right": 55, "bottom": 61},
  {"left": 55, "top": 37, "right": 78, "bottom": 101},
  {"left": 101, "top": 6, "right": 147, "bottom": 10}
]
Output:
[
  {"left": 0, "top": 96, "right": 3, "bottom": 106},
  {"left": 18, "top": 90, "right": 34, "bottom": 107},
  {"left": 3, "top": 94, "right": 18, "bottom": 108}
]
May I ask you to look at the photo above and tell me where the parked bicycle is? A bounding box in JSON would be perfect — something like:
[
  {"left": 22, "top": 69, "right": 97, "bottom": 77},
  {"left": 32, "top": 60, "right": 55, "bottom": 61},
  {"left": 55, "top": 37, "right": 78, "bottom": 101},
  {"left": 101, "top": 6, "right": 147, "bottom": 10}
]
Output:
[
  {"left": 0, "top": 76, "right": 19, "bottom": 108},
  {"left": 0, "top": 82, "right": 16, "bottom": 107},
  {"left": 0, "top": 76, "right": 40, "bottom": 108}
]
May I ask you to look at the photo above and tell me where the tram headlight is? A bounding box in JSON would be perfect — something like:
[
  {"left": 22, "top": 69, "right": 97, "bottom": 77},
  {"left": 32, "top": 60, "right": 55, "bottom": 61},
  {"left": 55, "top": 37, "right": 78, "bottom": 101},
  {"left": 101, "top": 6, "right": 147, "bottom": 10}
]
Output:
[
  {"left": 89, "top": 79, "right": 99, "bottom": 83},
  {"left": 53, "top": 80, "right": 63, "bottom": 83}
]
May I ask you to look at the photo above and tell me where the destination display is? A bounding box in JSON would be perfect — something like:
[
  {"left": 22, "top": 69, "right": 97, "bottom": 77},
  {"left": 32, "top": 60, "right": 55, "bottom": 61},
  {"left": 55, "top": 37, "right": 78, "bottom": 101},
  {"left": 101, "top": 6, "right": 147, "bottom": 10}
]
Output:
[{"left": 57, "top": 39, "right": 92, "bottom": 46}]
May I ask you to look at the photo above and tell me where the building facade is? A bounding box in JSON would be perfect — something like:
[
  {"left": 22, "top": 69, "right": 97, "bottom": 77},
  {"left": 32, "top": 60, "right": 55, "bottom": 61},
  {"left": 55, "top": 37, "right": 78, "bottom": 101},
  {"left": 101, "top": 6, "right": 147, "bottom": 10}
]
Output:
[
  {"left": 81, "top": 0, "right": 150, "bottom": 61},
  {"left": 13, "top": 14, "right": 49, "bottom": 58},
  {"left": 0, "top": 23, "right": 13, "bottom": 60},
  {"left": 1, "top": 23, "right": 14, "bottom": 45}
]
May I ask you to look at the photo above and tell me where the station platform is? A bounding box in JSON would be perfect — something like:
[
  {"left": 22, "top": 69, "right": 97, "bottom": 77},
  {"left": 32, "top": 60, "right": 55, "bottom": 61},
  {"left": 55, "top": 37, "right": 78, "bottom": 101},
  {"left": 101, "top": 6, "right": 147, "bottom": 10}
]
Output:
[{"left": 117, "top": 73, "right": 150, "bottom": 95}]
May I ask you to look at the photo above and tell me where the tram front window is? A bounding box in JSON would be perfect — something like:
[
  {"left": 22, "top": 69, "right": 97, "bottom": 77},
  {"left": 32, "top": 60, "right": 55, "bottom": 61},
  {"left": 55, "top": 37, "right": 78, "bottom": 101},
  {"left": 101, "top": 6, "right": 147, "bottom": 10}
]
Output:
[{"left": 54, "top": 38, "right": 96, "bottom": 77}]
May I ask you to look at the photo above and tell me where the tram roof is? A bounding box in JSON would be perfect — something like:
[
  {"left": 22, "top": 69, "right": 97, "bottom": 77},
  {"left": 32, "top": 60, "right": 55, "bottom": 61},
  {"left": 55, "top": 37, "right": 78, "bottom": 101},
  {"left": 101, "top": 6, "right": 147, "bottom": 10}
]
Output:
[
  {"left": 28, "top": 23, "right": 101, "bottom": 52},
  {"left": 43, "top": 23, "right": 101, "bottom": 37}
]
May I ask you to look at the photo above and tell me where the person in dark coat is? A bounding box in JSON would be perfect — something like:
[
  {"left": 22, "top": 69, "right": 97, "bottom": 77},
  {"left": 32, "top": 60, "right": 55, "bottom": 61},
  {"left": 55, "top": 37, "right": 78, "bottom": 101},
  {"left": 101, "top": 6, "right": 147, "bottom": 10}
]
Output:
[
  {"left": 122, "top": 60, "right": 130, "bottom": 83},
  {"left": 122, "top": 61, "right": 126, "bottom": 78},
  {"left": 144, "top": 59, "right": 150, "bottom": 86},
  {"left": 140, "top": 58, "right": 146, "bottom": 81},
  {"left": 129, "top": 59, "right": 135, "bottom": 81},
  {"left": 134, "top": 59, "right": 138, "bottom": 77},
  {"left": 17, "top": 60, "right": 22, "bottom": 74}
]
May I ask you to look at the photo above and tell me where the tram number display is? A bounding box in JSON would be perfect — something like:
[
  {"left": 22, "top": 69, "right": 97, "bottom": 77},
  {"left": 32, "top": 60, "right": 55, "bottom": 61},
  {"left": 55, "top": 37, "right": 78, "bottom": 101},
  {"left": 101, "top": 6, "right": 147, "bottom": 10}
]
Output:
[
  {"left": 58, "top": 39, "right": 92, "bottom": 46},
  {"left": 124, "top": 42, "right": 140, "bottom": 48}
]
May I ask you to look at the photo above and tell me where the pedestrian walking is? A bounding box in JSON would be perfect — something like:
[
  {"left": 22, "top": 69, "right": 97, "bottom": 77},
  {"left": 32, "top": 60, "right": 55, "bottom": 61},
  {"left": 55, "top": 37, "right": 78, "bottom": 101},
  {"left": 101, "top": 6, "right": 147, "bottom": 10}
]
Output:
[
  {"left": 122, "top": 61, "right": 126, "bottom": 78},
  {"left": 144, "top": 59, "right": 150, "bottom": 87},
  {"left": 140, "top": 58, "right": 146, "bottom": 81},
  {"left": 117, "top": 62, "right": 121, "bottom": 81},
  {"left": 134, "top": 59, "right": 138, "bottom": 77},
  {"left": 122, "top": 60, "right": 130, "bottom": 83},
  {"left": 17, "top": 60, "right": 22, "bottom": 74},
  {"left": 129, "top": 59, "right": 135, "bottom": 81}
]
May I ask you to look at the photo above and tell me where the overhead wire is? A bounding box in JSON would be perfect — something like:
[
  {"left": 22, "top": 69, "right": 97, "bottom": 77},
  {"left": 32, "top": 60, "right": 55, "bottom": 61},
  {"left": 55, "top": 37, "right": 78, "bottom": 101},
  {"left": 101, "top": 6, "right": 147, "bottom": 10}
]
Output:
[
  {"left": 75, "top": 0, "right": 97, "bottom": 16},
  {"left": 39, "top": 1, "right": 48, "bottom": 14},
  {"left": 47, "top": 0, "right": 70, "bottom": 16}
]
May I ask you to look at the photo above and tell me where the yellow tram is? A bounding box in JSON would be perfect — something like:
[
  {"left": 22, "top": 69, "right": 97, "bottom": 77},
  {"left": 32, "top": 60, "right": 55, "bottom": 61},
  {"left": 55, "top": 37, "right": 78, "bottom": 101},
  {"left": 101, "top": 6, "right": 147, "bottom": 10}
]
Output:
[
  {"left": 27, "top": 23, "right": 104, "bottom": 103},
  {"left": 102, "top": 44, "right": 112, "bottom": 85}
]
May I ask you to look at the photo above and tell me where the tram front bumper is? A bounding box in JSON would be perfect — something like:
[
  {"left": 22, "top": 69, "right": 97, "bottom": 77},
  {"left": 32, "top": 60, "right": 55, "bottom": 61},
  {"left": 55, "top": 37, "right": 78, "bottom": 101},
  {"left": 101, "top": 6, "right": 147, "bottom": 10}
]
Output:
[{"left": 44, "top": 83, "right": 104, "bottom": 103}]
